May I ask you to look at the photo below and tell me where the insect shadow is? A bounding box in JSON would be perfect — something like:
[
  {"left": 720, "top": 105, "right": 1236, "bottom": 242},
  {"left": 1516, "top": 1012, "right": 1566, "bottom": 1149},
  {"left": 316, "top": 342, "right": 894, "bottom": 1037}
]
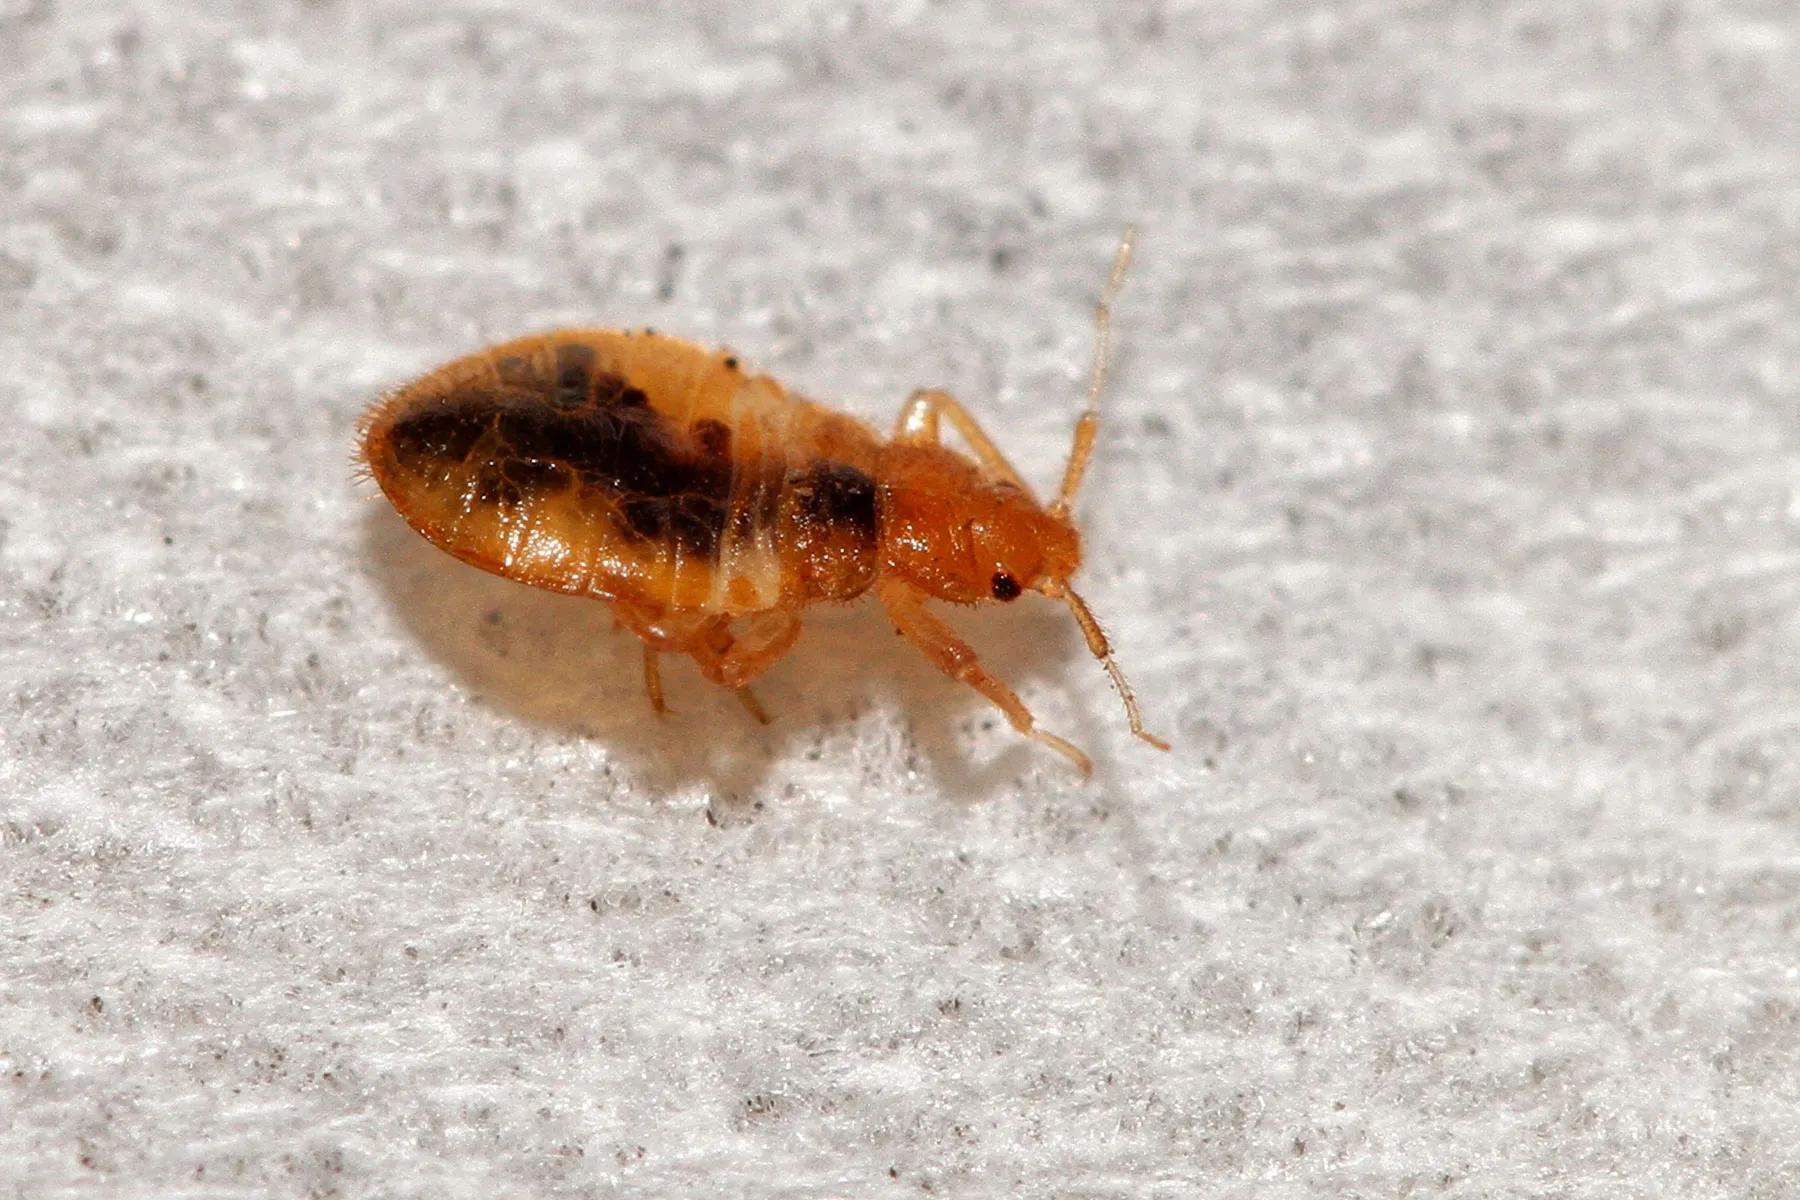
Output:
[{"left": 360, "top": 502, "right": 1090, "bottom": 800}]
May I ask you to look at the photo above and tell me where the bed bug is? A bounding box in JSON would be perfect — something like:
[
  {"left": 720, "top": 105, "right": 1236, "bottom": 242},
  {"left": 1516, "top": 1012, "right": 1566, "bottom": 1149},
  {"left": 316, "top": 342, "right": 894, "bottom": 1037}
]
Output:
[{"left": 358, "top": 234, "right": 1168, "bottom": 773}]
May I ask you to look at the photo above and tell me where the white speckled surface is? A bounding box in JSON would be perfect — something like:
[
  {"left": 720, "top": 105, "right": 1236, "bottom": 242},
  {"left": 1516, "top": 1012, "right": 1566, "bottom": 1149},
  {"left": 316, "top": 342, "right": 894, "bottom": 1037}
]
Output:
[{"left": 3, "top": 2, "right": 1799, "bottom": 1196}]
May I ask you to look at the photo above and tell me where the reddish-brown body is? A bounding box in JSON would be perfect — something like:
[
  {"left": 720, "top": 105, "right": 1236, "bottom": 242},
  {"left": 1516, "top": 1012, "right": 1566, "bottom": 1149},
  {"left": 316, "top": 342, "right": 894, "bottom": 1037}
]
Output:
[{"left": 359, "top": 241, "right": 1165, "bottom": 771}]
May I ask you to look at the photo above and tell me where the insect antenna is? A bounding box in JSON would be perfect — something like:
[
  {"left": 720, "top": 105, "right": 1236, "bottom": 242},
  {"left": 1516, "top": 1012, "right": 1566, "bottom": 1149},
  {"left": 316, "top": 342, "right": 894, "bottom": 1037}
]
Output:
[
  {"left": 1042, "top": 231, "right": 1167, "bottom": 753},
  {"left": 1050, "top": 228, "right": 1134, "bottom": 518},
  {"left": 1049, "top": 582, "right": 1169, "bottom": 751}
]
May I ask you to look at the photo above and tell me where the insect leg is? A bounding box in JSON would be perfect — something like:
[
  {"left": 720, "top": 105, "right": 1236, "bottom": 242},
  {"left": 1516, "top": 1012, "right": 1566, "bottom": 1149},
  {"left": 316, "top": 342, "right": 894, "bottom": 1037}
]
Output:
[
  {"left": 653, "top": 611, "right": 801, "bottom": 725},
  {"left": 611, "top": 601, "right": 717, "bottom": 715},
  {"left": 734, "top": 688, "right": 770, "bottom": 724},
  {"left": 878, "top": 578, "right": 1092, "bottom": 774},
  {"left": 894, "top": 390, "right": 1035, "bottom": 496},
  {"left": 642, "top": 645, "right": 666, "bottom": 714},
  {"left": 611, "top": 604, "right": 784, "bottom": 723},
  {"left": 688, "top": 611, "right": 803, "bottom": 690}
]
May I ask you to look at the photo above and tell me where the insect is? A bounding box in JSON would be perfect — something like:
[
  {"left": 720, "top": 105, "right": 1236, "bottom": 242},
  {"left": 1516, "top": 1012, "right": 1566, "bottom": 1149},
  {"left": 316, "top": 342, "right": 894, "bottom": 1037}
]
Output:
[{"left": 358, "top": 234, "right": 1167, "bottom": 773}]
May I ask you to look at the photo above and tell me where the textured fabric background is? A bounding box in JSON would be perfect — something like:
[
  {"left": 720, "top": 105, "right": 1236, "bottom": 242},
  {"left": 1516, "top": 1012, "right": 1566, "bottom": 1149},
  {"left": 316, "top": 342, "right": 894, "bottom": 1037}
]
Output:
[{"left": 3, "top": 2, "right": 1798, "bottom": 1196}]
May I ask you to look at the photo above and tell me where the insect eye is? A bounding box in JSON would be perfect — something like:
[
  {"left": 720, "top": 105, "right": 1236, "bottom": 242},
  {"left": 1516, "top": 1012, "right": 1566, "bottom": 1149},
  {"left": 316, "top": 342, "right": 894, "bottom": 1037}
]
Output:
[{"left": 990, "top": 572, "right": 1022, "bottom": 601}]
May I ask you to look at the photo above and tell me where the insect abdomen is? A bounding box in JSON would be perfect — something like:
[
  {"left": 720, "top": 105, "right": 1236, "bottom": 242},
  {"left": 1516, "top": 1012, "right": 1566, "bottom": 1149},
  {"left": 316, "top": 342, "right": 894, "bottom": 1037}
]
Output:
[{"left": 361, "top": 331, "right": 885, "bottom": 613}]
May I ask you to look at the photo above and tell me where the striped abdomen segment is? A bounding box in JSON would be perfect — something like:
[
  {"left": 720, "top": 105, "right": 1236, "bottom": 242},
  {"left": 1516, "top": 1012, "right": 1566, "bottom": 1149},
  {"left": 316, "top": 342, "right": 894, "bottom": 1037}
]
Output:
[{"left": 362, "top": 332, "right": 882, "bottom": 612}]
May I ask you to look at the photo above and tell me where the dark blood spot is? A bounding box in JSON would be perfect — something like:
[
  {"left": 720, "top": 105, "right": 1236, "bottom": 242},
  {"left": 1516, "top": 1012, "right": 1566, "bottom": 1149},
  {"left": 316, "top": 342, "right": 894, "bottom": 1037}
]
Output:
[
  {"left": 990, "top": 572, "right": 1022, "bottom": 601},
  {"left": 508, "top": 403, "right": 725, "bottom": 495},
  {"left": 394, "top": 383, "right": 733, "bottom": 553},
  {"left": 474, "top": 462, "right": 515, "bottom": 506},
  {"left": 552, "top": 342, "right": 596, "bottom": 410},
  {"left": 498, "top": 402, "right": 732, "bottom": 544},
  {"left": 591, "top": 371, "right": 650, "bottom": 409},
  {"left": 793, "top": 463, "right": 877, "bottom": 539},
  {"left": 387, "top": 395, "right": 491, "bottom": 468},
  {"left": 621, "top": 495, "right": 725, "bottom": 556},
  {"left": 622, "top": 497, "right": 668, "bottom": 538},
  {"left": 692, "top": 419, "right": 731, "bottom": 459},
  {"left": 670, "top": 495, "right": 726, "bottom": 555},
  {"left": 723, "top": 356, "right": 738, "bottom": 370}
]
